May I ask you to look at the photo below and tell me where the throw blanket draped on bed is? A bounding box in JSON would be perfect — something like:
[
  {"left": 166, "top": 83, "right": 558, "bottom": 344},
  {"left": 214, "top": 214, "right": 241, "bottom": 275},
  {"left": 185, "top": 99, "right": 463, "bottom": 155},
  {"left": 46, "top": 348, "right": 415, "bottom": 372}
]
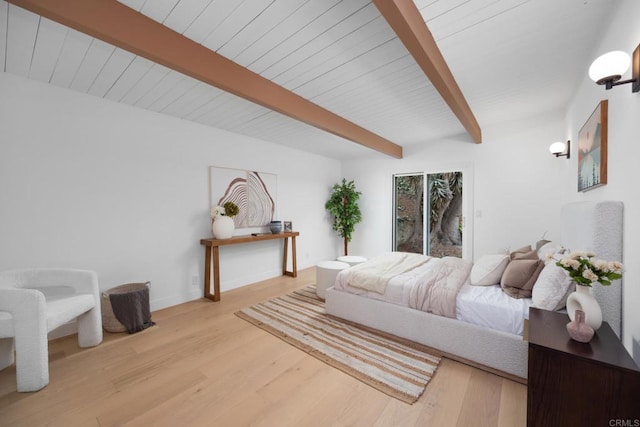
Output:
[
  {"left": 408, "top": 256, "right": 472, "bottom": 318},
  {"left": 345, "top": 252, "right": 472, "bottom": 318},
  {"left": 346, "top": 252, "right": 430, "bottom": 294}
]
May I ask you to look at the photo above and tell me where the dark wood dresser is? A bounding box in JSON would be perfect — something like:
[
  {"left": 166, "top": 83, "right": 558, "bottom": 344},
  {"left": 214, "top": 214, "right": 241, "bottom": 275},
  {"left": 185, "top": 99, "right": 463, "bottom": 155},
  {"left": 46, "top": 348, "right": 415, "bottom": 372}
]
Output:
[{"left": 527, "top": 308, "right": 640, "bottom": 426}]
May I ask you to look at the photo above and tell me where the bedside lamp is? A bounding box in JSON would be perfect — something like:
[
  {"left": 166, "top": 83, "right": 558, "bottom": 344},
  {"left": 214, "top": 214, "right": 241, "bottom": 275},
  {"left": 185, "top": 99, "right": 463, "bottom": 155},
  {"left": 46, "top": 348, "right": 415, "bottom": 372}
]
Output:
[
  {"left": 549, "top": 140, "right": 570, "bottom": 159},
  {"left": 588, "top": 44, "right": 639, "bottom": 93}
]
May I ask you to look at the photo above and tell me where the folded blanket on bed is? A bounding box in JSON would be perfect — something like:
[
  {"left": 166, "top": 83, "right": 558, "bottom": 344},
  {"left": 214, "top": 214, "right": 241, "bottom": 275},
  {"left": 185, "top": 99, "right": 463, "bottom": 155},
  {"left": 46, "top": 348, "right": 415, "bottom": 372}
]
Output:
[
  {"left": 346, "top": 252, "right": 430, "bottom": 294},
  {"left": 408, "top": 257, "right": 472, "bottom": 318}
]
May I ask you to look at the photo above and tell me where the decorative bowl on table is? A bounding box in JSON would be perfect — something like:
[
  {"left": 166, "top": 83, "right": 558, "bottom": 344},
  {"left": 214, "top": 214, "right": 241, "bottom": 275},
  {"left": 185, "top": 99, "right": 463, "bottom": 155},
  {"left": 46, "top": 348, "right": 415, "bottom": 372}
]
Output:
[{"left": 269, "top": 220, "right": 283, "bottom": 234}]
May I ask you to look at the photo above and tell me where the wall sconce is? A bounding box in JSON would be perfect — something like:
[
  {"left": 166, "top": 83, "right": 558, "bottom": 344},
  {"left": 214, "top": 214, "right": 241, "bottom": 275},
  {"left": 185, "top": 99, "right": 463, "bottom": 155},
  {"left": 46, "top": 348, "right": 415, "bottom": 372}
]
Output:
[
  {"left": 588, "top": 43, "right": 639, "bottom": 92},
  {"left": 549, "top": 140, "right": 570, "bottom": 159}
]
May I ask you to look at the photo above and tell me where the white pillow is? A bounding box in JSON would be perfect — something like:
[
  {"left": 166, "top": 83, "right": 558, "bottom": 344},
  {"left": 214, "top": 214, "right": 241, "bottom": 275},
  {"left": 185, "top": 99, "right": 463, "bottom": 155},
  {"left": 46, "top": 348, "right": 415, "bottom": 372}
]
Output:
[
  {"left": 537, "top": 242, "right": 566, "bottom": 264},
  {"left": 470, "top": 254, "right": 510, "bottom": 286},
  {"left": 532, "top": 261, "right": 575, "bottom": 310}
]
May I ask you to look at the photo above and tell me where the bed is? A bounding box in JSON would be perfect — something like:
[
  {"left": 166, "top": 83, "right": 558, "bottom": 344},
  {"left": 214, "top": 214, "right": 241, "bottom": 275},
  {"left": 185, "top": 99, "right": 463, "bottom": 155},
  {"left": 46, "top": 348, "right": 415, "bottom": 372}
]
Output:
[{"left": 325, "top": 200, "right": 623, "bottom": 380}]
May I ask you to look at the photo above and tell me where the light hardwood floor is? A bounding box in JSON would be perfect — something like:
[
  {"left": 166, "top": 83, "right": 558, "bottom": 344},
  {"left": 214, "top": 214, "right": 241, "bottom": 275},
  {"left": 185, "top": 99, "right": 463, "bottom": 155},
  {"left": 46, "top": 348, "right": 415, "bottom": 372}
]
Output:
[{"left": 0, "top": 267, "right": 526, "bottom": 426}]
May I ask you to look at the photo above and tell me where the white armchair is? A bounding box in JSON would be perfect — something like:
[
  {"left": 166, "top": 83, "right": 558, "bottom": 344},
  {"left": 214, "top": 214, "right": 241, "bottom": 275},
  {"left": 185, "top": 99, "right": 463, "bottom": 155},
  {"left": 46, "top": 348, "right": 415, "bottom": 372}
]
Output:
[{"left": 0, "top": 268, "right": 103, "bottom": 392}]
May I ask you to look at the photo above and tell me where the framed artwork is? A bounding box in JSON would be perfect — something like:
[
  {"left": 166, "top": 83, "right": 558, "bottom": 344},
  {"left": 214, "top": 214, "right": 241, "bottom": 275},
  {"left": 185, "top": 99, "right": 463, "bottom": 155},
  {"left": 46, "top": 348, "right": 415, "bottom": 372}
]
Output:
[
  {"left": 578, "top": 100, "right": 608, "bottom": 192},
  {"left": 283, "top": 221, "right": 292, "bottom": 232},
  {"left": 209, "top": 166, "right": 277, "bottom": 228}
]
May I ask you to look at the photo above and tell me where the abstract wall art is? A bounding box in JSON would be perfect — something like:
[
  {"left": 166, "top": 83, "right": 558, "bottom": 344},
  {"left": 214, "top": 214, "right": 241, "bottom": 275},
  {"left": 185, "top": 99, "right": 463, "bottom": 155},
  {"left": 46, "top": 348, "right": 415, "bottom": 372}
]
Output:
[{"left": 209, "top": 166, "right": 277, "bottom": 228}]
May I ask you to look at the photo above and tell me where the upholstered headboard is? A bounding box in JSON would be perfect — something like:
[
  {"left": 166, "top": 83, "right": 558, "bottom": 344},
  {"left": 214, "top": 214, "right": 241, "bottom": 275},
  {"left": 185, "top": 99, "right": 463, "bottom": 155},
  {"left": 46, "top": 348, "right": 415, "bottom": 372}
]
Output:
[{"left": 561, "top": 201, "right": 624, "bottom": 336}]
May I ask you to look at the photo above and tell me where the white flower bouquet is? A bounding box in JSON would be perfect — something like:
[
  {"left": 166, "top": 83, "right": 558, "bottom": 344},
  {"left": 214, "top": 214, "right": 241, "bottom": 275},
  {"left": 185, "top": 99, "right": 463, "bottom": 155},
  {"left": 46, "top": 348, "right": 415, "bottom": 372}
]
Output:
[
  {"left": 210, "top": 205, "right": 226, "bottom": 219},
  {"left": 555, "top": 251, "right": 623, "bottom": 287}
]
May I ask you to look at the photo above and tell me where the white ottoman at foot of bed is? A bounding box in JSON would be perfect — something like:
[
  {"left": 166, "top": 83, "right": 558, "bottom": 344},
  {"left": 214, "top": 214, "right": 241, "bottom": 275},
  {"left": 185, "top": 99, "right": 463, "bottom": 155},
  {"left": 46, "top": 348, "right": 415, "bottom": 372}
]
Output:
[
  {"left": 316, "top": 261, "right": 350, "bottom": 299},
  {"left": 337, "top": 255, "right": 367, "bottom": 267}
]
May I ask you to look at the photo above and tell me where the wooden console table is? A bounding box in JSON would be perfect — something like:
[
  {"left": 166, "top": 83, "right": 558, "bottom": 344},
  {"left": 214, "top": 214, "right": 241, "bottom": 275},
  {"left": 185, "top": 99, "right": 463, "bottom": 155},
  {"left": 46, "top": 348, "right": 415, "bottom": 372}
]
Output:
[{"left": 199, "top": 232, "right": 299, "bottom": 301}]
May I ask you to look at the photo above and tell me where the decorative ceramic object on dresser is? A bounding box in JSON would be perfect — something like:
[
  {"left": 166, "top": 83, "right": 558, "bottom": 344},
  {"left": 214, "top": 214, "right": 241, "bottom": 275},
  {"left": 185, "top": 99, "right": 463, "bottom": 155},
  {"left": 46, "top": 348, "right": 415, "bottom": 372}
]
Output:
[
  {"left": 566, "top": 309, "right": 594, "bottom": 343},
  {"left": 554, "top": 251, "right": 623, "bottom": 330},
  {"left": 566, "top": 285, "right": 603, "bottom": 330},
  {"left": 211, "top": 201, "right": 240, "bottom": 239},
  {"left": 269, "top": 220, "right": 282, "bottom": 234}
]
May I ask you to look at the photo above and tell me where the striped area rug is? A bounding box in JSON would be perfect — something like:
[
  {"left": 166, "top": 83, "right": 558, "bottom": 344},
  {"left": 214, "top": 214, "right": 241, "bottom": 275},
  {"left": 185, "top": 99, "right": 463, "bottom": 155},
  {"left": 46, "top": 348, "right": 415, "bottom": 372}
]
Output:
[{"left": 235, "top": 286, "right": 441, "bottom": 404}]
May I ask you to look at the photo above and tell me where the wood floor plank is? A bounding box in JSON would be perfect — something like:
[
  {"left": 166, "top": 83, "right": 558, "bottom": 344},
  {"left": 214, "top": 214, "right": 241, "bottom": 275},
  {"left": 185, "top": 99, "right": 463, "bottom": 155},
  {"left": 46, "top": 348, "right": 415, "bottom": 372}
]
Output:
[
  {"left": 96, "top": 368, "right": 208, "bottom": 426},
  {"left": 414, "top": 357, "right": 473, "bottom": 426},
  {"left": 0, "top": 367, "right": 115, "bottom": 426},
  {"left": 0, "top": 267, "right": 527, "bottom": 426},
  {"left": 122, "top": 330, "right": 308, "bottom": 425},
  {"left": 236, "top": 359, "right": 341, "bottom": 426},
  {"left": 498, "top": 377, "right": 527, "bottom": 427},
  {"left": 456, "top": 368, "right": 503, "bottom": 427},
  {"left": 373, "top": 396, "right": 424, "bottom": 426},
  {"left": 297, "top": 376, "right": 389, "bottom": 426}
]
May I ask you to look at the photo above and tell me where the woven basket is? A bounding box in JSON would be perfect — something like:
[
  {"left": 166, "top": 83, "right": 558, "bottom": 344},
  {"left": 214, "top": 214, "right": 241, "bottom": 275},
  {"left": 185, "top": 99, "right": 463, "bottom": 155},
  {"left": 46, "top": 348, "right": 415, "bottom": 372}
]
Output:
[{"left": 101, "top": 282, "right": 150, "bottom": 333}]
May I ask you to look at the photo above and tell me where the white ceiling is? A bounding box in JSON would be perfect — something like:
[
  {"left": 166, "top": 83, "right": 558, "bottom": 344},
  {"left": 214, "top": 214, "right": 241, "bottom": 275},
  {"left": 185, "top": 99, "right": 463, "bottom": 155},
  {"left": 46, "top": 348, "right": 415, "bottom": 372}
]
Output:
[{"left": 0, "top": 0, "right": 616, "bottom": 160}]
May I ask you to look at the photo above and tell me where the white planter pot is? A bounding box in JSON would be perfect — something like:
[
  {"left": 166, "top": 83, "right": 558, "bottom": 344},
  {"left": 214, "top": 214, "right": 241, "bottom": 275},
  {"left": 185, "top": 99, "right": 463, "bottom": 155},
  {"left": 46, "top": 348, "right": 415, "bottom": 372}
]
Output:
[
  {"left": 566, "top": 284, "right": 602, "bottom": 330},
  {"left": 212, "top": 216, "right": 235, "bottom": 239}
]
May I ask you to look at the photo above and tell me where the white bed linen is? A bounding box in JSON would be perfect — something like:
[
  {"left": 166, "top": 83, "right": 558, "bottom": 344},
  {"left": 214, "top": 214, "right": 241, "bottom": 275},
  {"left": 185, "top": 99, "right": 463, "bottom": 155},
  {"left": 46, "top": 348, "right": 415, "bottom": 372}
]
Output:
[
  {"left": 334, "top": 264, "right": 532, "bottom": 336},
  {"left": 455, "top": 284, "right": 532, "bottom": 335}
]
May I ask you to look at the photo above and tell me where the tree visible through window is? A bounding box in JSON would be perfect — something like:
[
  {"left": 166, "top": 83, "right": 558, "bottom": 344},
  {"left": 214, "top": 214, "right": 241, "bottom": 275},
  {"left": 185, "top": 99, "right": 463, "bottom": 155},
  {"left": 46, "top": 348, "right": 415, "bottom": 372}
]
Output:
[{"left": 393, "top": 172, "right": 463, "bottom": 258}]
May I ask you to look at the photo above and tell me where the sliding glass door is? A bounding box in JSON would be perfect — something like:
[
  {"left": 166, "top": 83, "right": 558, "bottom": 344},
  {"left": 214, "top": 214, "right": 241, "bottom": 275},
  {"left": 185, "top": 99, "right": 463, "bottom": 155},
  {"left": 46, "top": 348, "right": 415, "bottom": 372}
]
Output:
[
  {"left": 393, "top": 174, "right": 425, "bottom": 254},
  {"left": 393, "top": 171, "right": 463, "bottom": 258}
]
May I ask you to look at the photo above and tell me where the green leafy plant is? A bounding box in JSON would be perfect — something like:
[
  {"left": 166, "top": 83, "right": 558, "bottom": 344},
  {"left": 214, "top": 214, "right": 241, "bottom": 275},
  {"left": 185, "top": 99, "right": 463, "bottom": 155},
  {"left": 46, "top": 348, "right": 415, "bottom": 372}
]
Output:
[
  {"left": 223, "top": 201, "right": 239, "bottom": 218},
  {"left": 325, "top": 179, "right": 362, "bottom": 256},
  {"left": 210, "top": 201, "right": 240, "bottom": 219}
]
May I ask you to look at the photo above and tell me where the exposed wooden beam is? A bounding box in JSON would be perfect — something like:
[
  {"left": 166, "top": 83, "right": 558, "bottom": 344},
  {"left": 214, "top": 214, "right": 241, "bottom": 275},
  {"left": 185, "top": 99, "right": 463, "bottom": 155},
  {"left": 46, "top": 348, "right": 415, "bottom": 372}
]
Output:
[
  {"left": 8, "top": 0, "right": 403, "bottom": 159},
  {"left": 373, "top": 0, "right": 482, "bottom": 144}
]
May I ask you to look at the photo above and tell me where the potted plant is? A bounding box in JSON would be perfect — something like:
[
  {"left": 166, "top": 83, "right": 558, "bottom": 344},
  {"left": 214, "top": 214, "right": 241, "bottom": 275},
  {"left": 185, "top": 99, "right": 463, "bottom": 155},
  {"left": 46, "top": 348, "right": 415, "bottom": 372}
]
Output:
[{"left": 325, "top": 179, "right": 362, "bottom": 256}]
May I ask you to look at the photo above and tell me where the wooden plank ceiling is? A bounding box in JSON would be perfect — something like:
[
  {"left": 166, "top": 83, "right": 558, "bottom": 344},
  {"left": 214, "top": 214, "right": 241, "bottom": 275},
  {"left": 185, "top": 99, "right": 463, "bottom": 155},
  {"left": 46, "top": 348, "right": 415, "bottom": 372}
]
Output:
[{"left": 0, "top": 0, "right": 614, "bottom": 159}]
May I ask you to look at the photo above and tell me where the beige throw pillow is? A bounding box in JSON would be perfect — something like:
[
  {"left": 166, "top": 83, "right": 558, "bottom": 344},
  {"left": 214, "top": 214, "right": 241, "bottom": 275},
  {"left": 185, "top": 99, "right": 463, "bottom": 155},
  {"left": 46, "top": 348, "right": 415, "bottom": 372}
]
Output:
[
  {"left": 511, "top": 245, "right": 532, "bottom": 255},
  {"left": 501, "top": 258, "right": 545, "bottom": 299},
  {"left": 537, "top": 242, "right": 566, "bottom": 263},
  {"left": 511, "top": 250, "right": 538, "bottom": 261},
  {"left": 470, "top": 254, "right": 510, "bottom": 286}
]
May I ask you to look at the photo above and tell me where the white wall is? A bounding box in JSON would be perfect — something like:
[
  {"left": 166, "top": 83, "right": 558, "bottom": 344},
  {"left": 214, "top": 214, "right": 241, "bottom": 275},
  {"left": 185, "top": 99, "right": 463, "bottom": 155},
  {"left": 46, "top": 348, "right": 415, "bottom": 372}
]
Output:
[
  {"left": 0, "top": 72, "right": 342, "bottom": 310},
  {"left": 562, "top": 0, "right": 640, "bottom": 362},
  {"left": 343, "top": 110, "right": 567, "bottom": 261}
]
